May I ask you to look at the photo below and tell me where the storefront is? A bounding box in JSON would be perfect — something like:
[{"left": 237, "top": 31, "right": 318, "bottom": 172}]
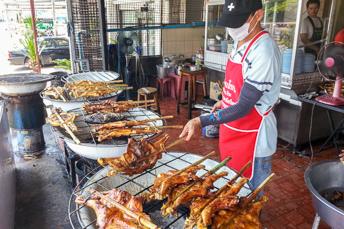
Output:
[{"left": 204, "top": 0, "right": 344, "bottom": 148}]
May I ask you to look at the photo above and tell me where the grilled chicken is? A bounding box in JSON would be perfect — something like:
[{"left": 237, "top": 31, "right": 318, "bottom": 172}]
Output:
[
  {"left": 84, "top": 100, "right": 154, "bottom": 114},
  {"left": 75, "top": 189, "right": 150, "bottom": 229},
  {"left": 147, "top": 165, "right": 205, "bottom": 200},
  {"left": 162, "top": 171, "right": 228, "bottom": 216},
  {"left": 98, "top": 134, "right": 169, "bottom": 176},
  {"left": 85, "top": 112, "right": 125, "bottom": 124},
  {"left": 213, "top": 196, "right": 268, "bottom": 229},
  {"left": 96, "top": 127, "right": 162, "bottom": 142},
  {"left": 200, "top": 178, "right": 248, "bottom": 226}
]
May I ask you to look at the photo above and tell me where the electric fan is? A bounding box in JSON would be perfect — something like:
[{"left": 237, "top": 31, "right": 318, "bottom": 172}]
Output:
[{"left": 316, "top": 42, "right": 344, "bottom": 106}]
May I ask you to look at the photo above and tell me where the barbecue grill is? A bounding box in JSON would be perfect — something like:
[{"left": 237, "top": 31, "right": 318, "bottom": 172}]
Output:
[
  {"left": 0, "top": 74, "right": 53, "bottom": 156},
  {"left": 42, "top": 71, "right": 122, "bottom": 111},
  {"left": 52, "top": 108, "right": 164, "bottom": 160},
  {"left": 305, "top": 160, "right": 344, "bottom": 229},
  {"left": 68, "top": 152, "right": 252, "bottom": 229}
]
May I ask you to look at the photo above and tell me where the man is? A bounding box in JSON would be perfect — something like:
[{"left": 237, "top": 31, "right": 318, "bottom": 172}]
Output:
[
  {"left": 180, "top": 0, "right": 281, "bottom": 190},
  {"left": 300, "top": 0, "right": 324, "bottom": 55}
]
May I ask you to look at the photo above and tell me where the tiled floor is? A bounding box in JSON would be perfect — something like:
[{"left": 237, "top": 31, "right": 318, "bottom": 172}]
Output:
[{"left": 159, "top": 97, "right": 336, "bottom": 229}]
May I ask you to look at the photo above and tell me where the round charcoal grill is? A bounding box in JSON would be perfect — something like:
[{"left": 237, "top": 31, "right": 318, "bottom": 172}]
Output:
[
  {"left": 68, "top": 152, "right": 252, "bottom": 229},
  {"left": 42, "top": 71, "right": 122, "bottom": 111},
  {"left": 52, "top": 108, "right": 164, "bottom": 160},
  {"left": 0, "top": 73, "right": 53, "bottom": 96},
  {"left": 0, "top": 74, "right": 53, "bottom": 155}
]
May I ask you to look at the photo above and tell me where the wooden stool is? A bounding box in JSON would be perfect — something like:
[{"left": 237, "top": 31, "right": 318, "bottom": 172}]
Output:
[{"left": 137, "top": 87, "right": 160, "bottom": 114}]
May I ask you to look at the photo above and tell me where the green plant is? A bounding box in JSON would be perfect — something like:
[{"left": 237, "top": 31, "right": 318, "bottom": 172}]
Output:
[
  {"left": 53, "top": 59, "right": 72, "bottom": 71},
  {"left": 20, "top": 17, "right": 38, "bottom": 69}
]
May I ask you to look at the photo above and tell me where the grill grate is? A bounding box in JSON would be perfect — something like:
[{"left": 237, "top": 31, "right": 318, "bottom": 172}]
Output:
[
  {"left": 54, "top": 107, "right": 165, "bottom": 145},
  {"left": 68, "top": 152, "right": 252, "bottom": 229}
]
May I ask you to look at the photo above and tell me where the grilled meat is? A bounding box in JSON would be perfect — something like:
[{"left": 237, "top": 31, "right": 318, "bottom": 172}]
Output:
[
  {"left": 84, "top": 100, "right": 132, "bottom": 114},
  {"left": 200, "top": 178, "right": 248, "bottom": 226},
  {"left": 75, "top": 189, "right": 150, "bottom": 229},
  {"left": 96, "top": 127, "right": 162, "bottom": 142},
  {"left": 65, "top": 80, "right": 129, "bottom": 99},
  {"left": 84, "top": 100, "right": 153, "bottom": 114},
  {"left": 162, "top": 172, "right": 228, "bottom": 216},
  {"left": 85, "top": 112, "right": 125, "bottom": 124},
  {"left": 47, "top": 109, "right": 78, "bottom": 132},
  {"left": 213, "top": 196, "right": 268, "bottom": 229},
  {"left": 98, "top": 134, "right": 169, "bottom": 176},
  {"left": 147, "top": 165, "right": 205, "bottom": 200}
]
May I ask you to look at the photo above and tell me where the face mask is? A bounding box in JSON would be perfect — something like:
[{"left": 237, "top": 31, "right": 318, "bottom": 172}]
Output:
[{"left": 226, "top": 14, "right": 258, "bottom": 41}]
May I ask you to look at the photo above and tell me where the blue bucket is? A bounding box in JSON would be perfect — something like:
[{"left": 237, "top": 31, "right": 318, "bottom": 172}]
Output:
[{"left": 282, "top": 49, "right": 304, "bottom": 74}]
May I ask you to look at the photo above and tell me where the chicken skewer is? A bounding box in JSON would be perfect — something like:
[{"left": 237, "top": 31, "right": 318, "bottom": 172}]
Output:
[
  {"left": 213, "top": 196, "right": 268, "bottom": 229},
  {"left": 199, "top": 178, "right": 249, "bottom": 227},
  {"left": 75, "top": 188, "right": 156, "bottom": 229},
  {"left": 96, "top": 125, "right": 183, "bottom": 142},
  {"left": 184, "top": 161, "right": 252, "bottom": 229},
  {"left": 47, "top": 108, "right": 81, "bottom": 144},
  {"left": 84, "top": 100, "right": 156, "bottom": 114},
  {"left": 199, "top": 173, "right": 275, "bottom": 229},
  {"left": 98, "top": 135, "right": 185, "bottom": 176},
  {"left": 90, "top": 190, "right": 159, "bottom": 229},
  {"left": 95, "top": 116, "right": 174, "bottom": 131},
  {"left": 161, "top": 158, "right": 231, "bottom": 216}
]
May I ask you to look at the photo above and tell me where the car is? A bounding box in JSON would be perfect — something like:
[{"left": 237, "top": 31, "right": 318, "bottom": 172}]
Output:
[{"left": 8, "top": 36, "right": 70, "bottom": 67}]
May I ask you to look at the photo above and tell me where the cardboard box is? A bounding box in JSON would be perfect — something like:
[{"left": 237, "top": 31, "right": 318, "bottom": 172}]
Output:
[{"left": 209, "top": 81, "right": 222, "bottom": 101}]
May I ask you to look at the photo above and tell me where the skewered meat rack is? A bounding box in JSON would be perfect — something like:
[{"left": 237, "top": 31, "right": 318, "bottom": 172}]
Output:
[
  {"left": 68, "top": 152, "right": 252, "bottom": 229},
  {"left": 52, "top": 107, "right": 165, "bottom": 160}
]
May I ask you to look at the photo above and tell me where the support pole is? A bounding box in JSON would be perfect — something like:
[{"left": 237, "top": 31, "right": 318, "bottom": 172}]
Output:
[{"left": 29, "top": 0, "right": 41, "bottom": 73}]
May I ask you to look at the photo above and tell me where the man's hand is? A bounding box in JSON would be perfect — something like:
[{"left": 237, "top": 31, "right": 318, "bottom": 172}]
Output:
[
  {"left": 179, "top": 117, "right": 201, "bottom": 141},
  {"left": 211, "top": 100, "right": 222, "bottom": 113}
]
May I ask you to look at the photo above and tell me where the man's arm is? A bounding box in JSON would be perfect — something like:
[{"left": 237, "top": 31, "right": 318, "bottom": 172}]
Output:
[
  {"left": 300, "top": 33, "right": 320, "bottom": 53},
  {"left": 200, "top": 83, "right": 263, "bottom": 127}
]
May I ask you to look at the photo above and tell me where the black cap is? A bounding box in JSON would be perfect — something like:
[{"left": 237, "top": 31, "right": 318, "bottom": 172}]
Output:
[{"left": 218, "top": 0, "right": 263, "bottom": 28}]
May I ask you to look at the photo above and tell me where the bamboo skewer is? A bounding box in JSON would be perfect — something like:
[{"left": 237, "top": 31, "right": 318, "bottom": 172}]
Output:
[
  {"left": 50, "top": 109, "right": 81, "bottom": 144},
  {"left": 165, "top": 138, "right": 185, "bottom": 150},
  {"left": 242, "top": 173, "right": 275, "bottom": 207},
  {"left": 168, "top": 151, "right": 216, "bottom": 179},
  {"left": 105, "top": 80, "right": 124, "bottom": 84},
  {"left": 90, "top": 190, "right": 159, "bottom": 229},
  {"left": 53, "top": 87, "right": 66, "bottom": 102},
  {"left": 153, "top": 125, "right": 184, "bottom": 129},
  {"left": 117, "top": 100, "right": 156, "bottom": 105}
]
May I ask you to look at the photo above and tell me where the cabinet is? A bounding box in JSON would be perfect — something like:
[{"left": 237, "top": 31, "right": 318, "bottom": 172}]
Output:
[{"left": 204, "top": 0, "right": 232, "bottom": 72}]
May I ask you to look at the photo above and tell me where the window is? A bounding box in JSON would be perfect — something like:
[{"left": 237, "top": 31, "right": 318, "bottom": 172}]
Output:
[
  {"left": 40, "top": 39, "right": 55, "bottom": 49},
  {"left": 55, "top": 39, "right": 69, "bottom": 47}
]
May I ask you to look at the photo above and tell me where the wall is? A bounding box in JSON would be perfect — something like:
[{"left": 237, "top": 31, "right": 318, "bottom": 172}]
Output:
[
  {"left": 162, "top": 27, "right": 204, "bottom": 58},
  {"left": 332, "top": 0, "right": 344, "bottom": 38}
]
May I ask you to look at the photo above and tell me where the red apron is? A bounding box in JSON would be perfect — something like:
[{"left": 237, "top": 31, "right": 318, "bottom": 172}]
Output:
[{"left": 219, "top": 31, "right": 269, "bottom": 179}]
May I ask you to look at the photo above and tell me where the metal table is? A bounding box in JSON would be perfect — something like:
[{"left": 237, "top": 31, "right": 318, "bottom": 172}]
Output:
[{"left": 298, "top": 96, "right": 344, "bottom": 154}]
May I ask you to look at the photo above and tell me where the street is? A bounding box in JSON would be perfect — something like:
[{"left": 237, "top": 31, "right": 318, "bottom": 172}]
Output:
[{"left": 0, "top": 22, "right": 68, "bottom": 75}]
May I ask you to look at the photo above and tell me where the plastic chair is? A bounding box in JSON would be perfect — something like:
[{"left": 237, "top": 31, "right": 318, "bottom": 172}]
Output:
[{"left": 156, "top": 76, "right": 176, "bottom": 99}]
